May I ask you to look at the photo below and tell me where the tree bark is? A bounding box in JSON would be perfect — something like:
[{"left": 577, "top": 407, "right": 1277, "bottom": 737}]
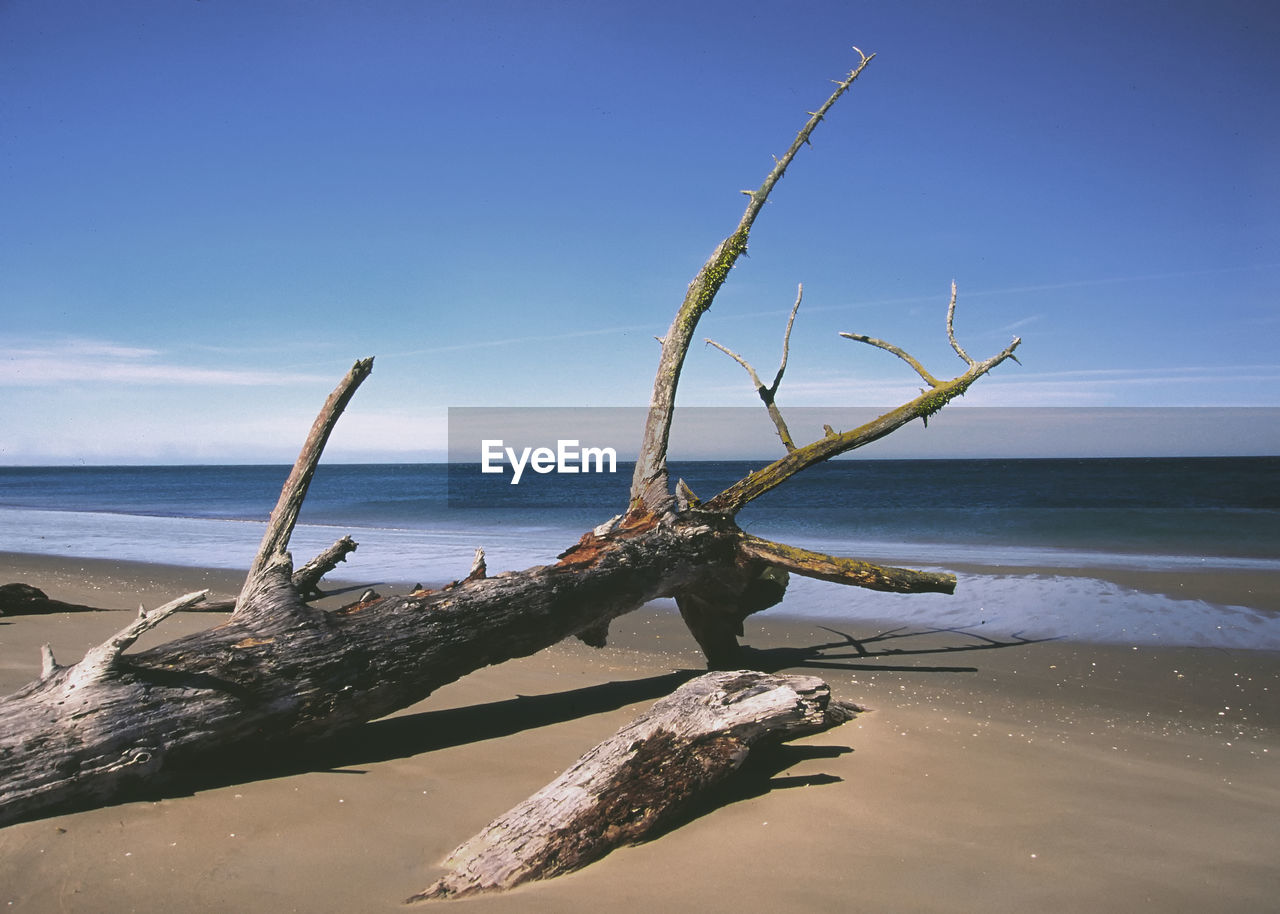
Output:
[
  {"left": 0, "top": 513, "right": 721, "bottom": 825},
  {"left": 411, "top": 670, "right": 861, "bottom": 901}
]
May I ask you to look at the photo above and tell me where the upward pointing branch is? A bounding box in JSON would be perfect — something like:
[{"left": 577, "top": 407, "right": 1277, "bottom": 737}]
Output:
[
  {"left": 629, "top": 49, "right": 875, "bottom": 515},
  {"left": 240, "top": 358, "right": 374, "bottom": 606}
]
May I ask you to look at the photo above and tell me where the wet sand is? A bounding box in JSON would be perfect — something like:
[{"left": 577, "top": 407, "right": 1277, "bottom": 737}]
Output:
[{"left": 1, "top": 553, "right": 1277, "bottom": 912}]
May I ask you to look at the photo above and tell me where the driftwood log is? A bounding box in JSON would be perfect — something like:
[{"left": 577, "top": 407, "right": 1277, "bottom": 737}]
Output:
[
  {"left": 0, "top": 583, "right": 99, "bottom": 616},
  {"left": 0, "top": 48, "right": 1021, "bottom": 894},
  {"left": 413, "top": 670, "right": 861, "bottom": 901}
]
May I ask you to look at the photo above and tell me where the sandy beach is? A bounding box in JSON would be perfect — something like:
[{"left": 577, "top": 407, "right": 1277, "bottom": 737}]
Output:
[{"left": 1, "top": 552, "right": 1277, "bottom": 913}]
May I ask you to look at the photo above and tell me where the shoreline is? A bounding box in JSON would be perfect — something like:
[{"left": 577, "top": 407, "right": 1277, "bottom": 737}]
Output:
[
  {"left": 5, "top": 546, "right": 1279, "bottom": 659},
  {"left": 5, "top": 544, "right": 1278, "bottom": 618},
  {"left": 1, "top": 554, "right": 1278, "bottom": 912}
]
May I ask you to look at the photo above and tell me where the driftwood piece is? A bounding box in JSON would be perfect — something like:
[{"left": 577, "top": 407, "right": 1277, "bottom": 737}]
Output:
[
  {"left": 0, "top": 583, "right": 97, "bottom": 616},
  {"left": 1, "top": 535, "right": 360, "bottom": 616},
  {"left": 411, "top": 671, "right": 860, "bottom": 901}
]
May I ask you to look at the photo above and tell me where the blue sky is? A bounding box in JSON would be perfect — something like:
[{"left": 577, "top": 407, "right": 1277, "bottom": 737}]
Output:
[{"left": 2, "top": 0, "right": 1277, "bottom": 464}]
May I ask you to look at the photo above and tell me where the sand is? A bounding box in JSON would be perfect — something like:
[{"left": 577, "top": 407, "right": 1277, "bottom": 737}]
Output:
[{"left": 1, "top": 552, "right": 1277, "bottom": 913}]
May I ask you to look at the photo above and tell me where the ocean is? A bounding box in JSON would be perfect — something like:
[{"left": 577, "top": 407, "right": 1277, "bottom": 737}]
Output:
[{"left": 1, "top": 458, "right": 1277, "bottom": 649}]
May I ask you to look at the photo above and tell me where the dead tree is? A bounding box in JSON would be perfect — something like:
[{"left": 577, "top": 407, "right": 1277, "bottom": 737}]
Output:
[{"left": 0, "top": 49, "right": 1018, "bottom": 839}]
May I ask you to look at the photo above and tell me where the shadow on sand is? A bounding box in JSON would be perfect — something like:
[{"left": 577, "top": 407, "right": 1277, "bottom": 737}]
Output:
[{"left": 24, "top": 622, "right": 1048, "bottom": 827}]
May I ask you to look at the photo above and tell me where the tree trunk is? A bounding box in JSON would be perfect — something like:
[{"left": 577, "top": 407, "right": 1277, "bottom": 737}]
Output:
[
  {"left": 0, "top": 513, "right": 726, "bottom": 826},
  {"left": 411, "top": 670, "right": 861, "bottom": 901}
]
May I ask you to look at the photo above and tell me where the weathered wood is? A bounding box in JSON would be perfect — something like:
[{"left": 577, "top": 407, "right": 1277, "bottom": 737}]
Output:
[
  {"left": 0, "top": 511, "right": 897, "bottom": 828},
  {"left": 290, "top": 534, "right": 359, "bottom": 599},
  {"left": 629, "top": 50, "right": 875, "bottom": 515},
  {"left": 0, "top": 514, "right": 730, "bottom": 827},
  {"left": 242, "top": 358, "right": 373, "bottom": 594},
  {"left": 410, "top": 671, "right": 861, "bottom": 902}
]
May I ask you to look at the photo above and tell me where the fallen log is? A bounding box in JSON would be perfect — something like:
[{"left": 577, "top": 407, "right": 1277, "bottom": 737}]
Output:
[{"left": 411, "top": 670, "right": 861, "bottom": 902}]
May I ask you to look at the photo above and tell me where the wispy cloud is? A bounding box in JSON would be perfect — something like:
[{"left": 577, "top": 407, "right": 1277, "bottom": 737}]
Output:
[
  {"left": 1002, "top": 365, "right": 1280, "bottom": 384},
  {"left": 754, "top": 262, "right": 1280, "bottom": 318},
  {"left": 0, "top": 337, "right": 333, "bottom": 387},
  {"left": 936, "top": 263, "right": 1280, "bottom": 303},
  {"left": 721, "top": 363, "right": 1280, "bottom": 409},
  {"left": 377, "top": 262, "right": 1279, "bottom": 360},
  {"left": 383, "top": 322, "right": 659, "bottom": 358}
]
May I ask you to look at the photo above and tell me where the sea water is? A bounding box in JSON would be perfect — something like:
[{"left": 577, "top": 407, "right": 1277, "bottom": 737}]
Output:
[{"left": 1, "top": 458, "right": 1277, "bottom": 649}]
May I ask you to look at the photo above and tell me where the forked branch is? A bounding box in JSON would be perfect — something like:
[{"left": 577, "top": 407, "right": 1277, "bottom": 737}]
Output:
[
  {"left": 705, "top": 283, "right": 804, "bottom": 450},
  {"left": 705, "top": 289, "right": 1020, "bottom": 514},
  {"left": 630, "top": 50, "right": 875, "bottom": 514}
]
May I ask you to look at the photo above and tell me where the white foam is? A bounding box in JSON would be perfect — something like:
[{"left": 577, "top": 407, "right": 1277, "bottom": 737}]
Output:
[
  {"left": 4, "top": 508, "right": 1277, "bottom": 651},
  {"left": 775, "top": 573, "right": 1280, "bottom": 651}
]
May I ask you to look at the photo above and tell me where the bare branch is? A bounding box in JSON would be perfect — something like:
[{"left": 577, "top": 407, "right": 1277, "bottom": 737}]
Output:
[
  {"left": 241, "top": 358, "right": 374, "bottom": 604},
  {"left": 467, "top": 547, "right": 487, "bottom": 582},
  {"left": 705, "top": 338, "right": 768, "bottom": 389},
  {"left": 39, "top": 644, "right": 58, "bottom": 680},
  {"left": 65, "top": 591, "right": 208, "bottom": 690},
  {"left": 705, "top": 283, "right": 805, "bottom": 451},
  {"left": 838, "top": 332, "right": 941, "bottom": 387},
  {"left": 704, "top": 286, "right": 1020, "bottom": 513},
  {"left": 705, "top": 333, "right": 1020, "bottom": 514},
  {"left": 772, "top": 282, "right": 803, "bottom": 394},
  {"left": 945, "top": 281, "right": 973, "bottom": 365},
  {"left": 738, "top": 534, "right": 956, "bottom": 594},
  {"left": 630, "top": 50, "right": 874, "bottom": 514}
]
